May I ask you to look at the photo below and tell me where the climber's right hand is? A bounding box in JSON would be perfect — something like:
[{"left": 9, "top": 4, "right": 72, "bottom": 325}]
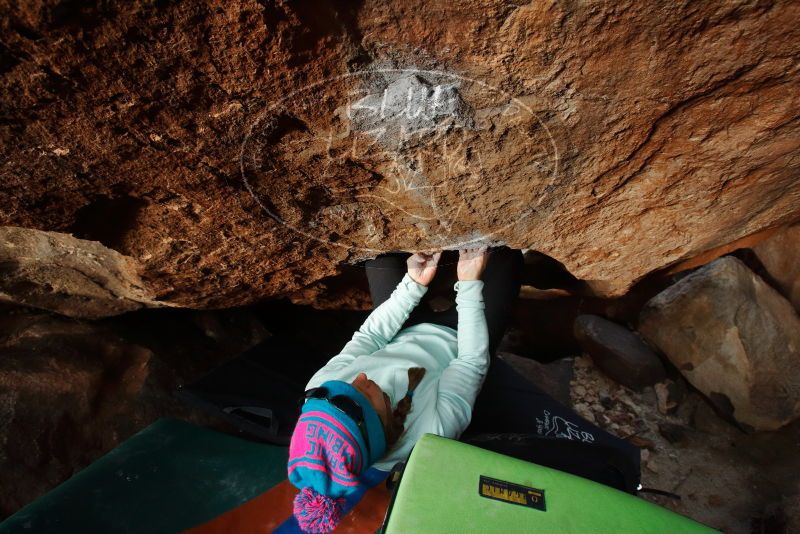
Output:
[{"left": 457, "top": 246, "right": 489, "bottom": 281}]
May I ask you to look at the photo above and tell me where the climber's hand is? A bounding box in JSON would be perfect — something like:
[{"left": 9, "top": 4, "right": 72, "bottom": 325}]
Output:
[
  {"left": 457, "top": 246, "right": 489, "bottom": 281},
  {"left": 407, "top": 251, "right": 442, "bottom": 287}
]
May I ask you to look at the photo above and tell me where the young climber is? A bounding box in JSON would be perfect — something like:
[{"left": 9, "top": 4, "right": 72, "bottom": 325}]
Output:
[{"left": 288, "top": 246, "right": 523, "bottom": 533}]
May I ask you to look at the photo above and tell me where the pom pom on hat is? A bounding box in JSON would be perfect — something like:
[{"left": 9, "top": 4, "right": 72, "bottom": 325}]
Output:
[{"left": 293, "top": 487, "right": 345, "bottom": 533}]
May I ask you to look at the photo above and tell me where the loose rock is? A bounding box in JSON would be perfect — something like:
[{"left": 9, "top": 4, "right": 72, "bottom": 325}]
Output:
[
  {"left": 639, "top": 256, "right": 800, "bottom": 431},
  {"left": 654, "top": 382, "right": 677, "bottom": 415},
  {"left": 0, "top": 227, "right": 166, "bottom": 319},
  {"left": 573, "top": 315, "right": 666, "bottom": 390},
  {"left": 753, "top": 223, "right": 800, "bottom": 312},
  {"left": 498, "top": 352, "right": 574, "bottom": 407}
]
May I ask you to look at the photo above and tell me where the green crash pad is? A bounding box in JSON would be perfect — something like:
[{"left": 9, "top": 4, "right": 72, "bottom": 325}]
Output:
[
  {"left": 383, "top": 434, "right": 718, "bottom": 534},
  {"left": 0, "top": 418, "right": 287, "bottom": 534}
]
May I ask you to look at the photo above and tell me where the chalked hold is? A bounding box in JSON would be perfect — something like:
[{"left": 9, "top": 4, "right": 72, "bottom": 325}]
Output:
[{"left": 573, "top": 315, "right": 665, "bottom": 391}]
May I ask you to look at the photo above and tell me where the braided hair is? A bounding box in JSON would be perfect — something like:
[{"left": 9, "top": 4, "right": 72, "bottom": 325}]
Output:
[{"left": 385, "top": 367, "right": 427, "bottom": 449}]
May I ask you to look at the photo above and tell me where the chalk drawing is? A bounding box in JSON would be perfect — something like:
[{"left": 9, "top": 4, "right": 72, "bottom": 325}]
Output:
[{"left": 239, "top": 68, "right": 563, "bottom": 254}]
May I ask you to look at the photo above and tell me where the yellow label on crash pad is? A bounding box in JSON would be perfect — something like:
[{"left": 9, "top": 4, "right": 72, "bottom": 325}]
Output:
[{"left": 479, "top": 475, "right": 546, "bottom": 511}]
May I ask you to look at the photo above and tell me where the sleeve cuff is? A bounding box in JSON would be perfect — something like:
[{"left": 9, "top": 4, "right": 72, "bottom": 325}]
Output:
[
  {"left": 454, "top": 280, "right": 484, "bottom": 302},
  {"left": 399, "top": 272, "right": 428, "bottom": 300}
]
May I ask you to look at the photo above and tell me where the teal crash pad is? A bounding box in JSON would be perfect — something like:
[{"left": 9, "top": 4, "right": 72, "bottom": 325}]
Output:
[{"left": 0, "top": 418, "right": 287, "bottom": 534}]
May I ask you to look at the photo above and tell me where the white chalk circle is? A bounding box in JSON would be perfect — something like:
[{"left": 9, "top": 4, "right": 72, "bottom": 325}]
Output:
[{"left": 239, "top": 69, "right": 560, "bottom": 253}]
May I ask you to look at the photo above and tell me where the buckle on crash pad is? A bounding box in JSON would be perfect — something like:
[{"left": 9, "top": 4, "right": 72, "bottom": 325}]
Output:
[{"left": 222, "top": 406, "right": 277, "bottom": 435}]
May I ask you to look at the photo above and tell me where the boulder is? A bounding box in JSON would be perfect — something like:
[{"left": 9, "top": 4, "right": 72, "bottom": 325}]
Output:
[
  {"left": 498, "top": 352, "right": 574, "bottom": 407},
  {"left": 0, "top": 305, "right": 268, "bottom": 517},
  {"left": 573, "top": 314, "right": 666, "bottom": 390},
  {"left": 0, "top": 226, "right": 166, "bottom": 319},
  {"left": 0, "top": 1, "right": 798, "bottom": 310},
  {"left": 638, "top": 256, "right": 800, "bottom": 431},
  {"left": 753, "top": 223, "right": 800, "bottom": 311},
  {"left": 0, "top": 313, "right": 155, "bottom": 515},
  {"left": 787, "top": 484, "right": 800, "bottom": 534}
]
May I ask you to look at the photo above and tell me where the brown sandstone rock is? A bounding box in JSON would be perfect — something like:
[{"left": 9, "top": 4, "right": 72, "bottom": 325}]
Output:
[
  {"left": 639, "top": 256, "right": 800, "bottom": 431},
  {"left": 0, "top": 226, "right": 166, "bottom": 318},
  {"left": 0, "top": 305, "right": 268, "bottom": 516},
  {"left": 0, "top": 1, "right": 798, "bottom": 311},
  {"left": 753, "top": 223, "right": 800, "bottom": 312},
  {"left": 787, "top": 485, "right": 800, "bottom": 534},
  {"left": 0, "top": 312, "right": 156, "bottom": 515}
]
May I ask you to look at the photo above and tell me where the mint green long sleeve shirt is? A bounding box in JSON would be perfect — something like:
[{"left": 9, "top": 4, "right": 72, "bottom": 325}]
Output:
[{"left": 306, "top": 273, "right": 490, "bottom": 471}]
